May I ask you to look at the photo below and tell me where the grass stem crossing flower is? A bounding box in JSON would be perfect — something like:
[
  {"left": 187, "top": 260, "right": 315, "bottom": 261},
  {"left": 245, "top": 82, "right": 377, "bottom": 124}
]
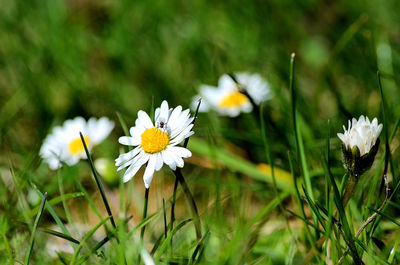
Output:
[
  {"left": 40, "top": 117, "right": 114, "bottom": 169},
  {"left": 192, "top": 72, "right": 273, "bottom": 117},
  {"left": 115, "top": 100, "right": 194, "bottom": 188}
]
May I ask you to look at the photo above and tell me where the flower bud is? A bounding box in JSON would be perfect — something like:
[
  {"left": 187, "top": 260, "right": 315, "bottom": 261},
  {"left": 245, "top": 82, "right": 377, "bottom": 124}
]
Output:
[{"left": 337, "top": 115, "right": 382, "bottom": 177}]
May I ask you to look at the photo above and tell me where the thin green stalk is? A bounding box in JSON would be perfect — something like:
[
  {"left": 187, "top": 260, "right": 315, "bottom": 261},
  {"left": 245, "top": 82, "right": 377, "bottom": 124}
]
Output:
[
  {"left": 80, "top": 132, "right": 116, "bottom": 229},
  {"left": 173, "top": 168, "right": 202, "bottom": 240},
  {"left": 2, "top": 233, "right": 13, "bottom": 264},
  {"left": 324, "top": 159, "right": 363, "bottom": 264},
  {"left": 162, "top": 199, "right": 167, "bottom": 239},
  {"left": 0, "top": 217, "right": 13, "bottom": 264},
  {"left": 170, "top": 98, "right": 201, "bottom": 233},
  {"left": 70, "top": 216, "right": 110, "bottom": 265},
  {"left": 289, "top": 53, "right": 319, "bottom": 244},
  {"left": 57, "top": 169, "right": 74, "bottom": 226},
  {"left": 288, "top": 152, "right": 316, "bottom": 252},
  {"left": 140, "top": 188, "right": 150, "bottom": 239},
  {"left": 259, "top": 104, "right": 294, "bottom": 237},
  {"left": 290, "top": 53, "right": 314, "bottom": 202},
  {"left": 74, "top": 179, "right": 102, "bottom": 219},
  {"left": 367, "top": 71, "right": 393, "bottom": 239},
  {"left": 170, "top": 177, "right": 179, "bottom": 233},
  {"left": 76, "top": 215, "right": 133, "bottom": 265},
  {"left": 24, "top": 192, "right": 47, "bottom": 265},
  {"left": 32, "top": 187, "right": 77, "bottom": 251},
  {"left": 387, "top": 236, "right": 399, "bottom": 263}
]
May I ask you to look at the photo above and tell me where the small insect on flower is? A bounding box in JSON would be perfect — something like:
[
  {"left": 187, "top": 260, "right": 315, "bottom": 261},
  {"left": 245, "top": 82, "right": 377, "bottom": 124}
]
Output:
[
  {"left": 337, "top": 115, "right": 383, "bottom": 176},
  {"left": 191, "top": 72, "right": 273, "bottom": 117},
  {"left": 40, "top": 117, "right": 114, "bottom": 170},
  {"left": 115, "top": 100, "right": 194, "bottom": 188}
]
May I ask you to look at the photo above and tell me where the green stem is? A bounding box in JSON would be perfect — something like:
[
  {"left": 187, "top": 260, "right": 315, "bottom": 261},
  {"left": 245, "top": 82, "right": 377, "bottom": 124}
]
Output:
[
  {"left": 2, "top": 232, "right": 13, "bottom": 264},
  {"left": 80, "top": 132, "right": 116, "bottom": 229},
  {"left": 170, "top": 177, "right": 179, "bottom": 232},
  {"left": 141, "top": 188, "right": 150, "bottom": 239},
  {"left": 341, "top": 174, "right": 358, "bottom": 208},
  {"left": 24, "top": 192, "right": 47, "bottom": 265},
  {"left": 173, "top": 168, "right": 202, "bottom": 240},
  {"left": 58, "top": 169, "right": 74, "bottom": 226},
  {"left": 170, "top": 98, "right": 201, "bottom": 236}
]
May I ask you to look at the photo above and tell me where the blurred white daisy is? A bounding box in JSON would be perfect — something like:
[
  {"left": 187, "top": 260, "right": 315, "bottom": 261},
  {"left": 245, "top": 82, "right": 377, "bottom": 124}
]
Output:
[
  {"left": 115, "top": 100, "right": 194, "bottom": 188},
  {"left": 337, "top": 115, "right": 383, "bottom": 156},
  {"left": 40, "top": 117, "right": 114, "bottom": 169},
  {"left": 191, "top": 72, "right": 273, "bottom": 117}
]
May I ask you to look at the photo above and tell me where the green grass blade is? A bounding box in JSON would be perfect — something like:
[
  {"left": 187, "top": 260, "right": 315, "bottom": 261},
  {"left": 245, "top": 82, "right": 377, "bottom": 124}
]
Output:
[
  {"left": 354, "top": 238, "right": 389, "bottom": 265},
  {"left": 77, "top": 215, "right": 133, "bottom": 265},
  {"left": 387, "top": 237, "right": 399, "bottom": 263},
  {"left": 140, "top": 187, "right": 150, "bottom": 239},
  {"left": 57, "top": 169, "right": 74, "bottom": 229},
  {"left": 289, "top": 53, "right": 315, "bottom": 234},
  {"left": 162, "top": 198, "right": 167, "bottom": 239},
  {"left": 0, "top": 216, "right": 13, "bottom": 264},
  {"left": 24, "top": 192, "right": 47, "bottom": 265},
  {"left": 116, "top": 111, "right": 130, "bottom": 137},
  {"left": 69, "top": 216, "right": 110, "bottom": 265},
  {"left": 368, "top": 207, "right": 400, "bottom": 226},
  {"left": 322, "top": 158, "right": 362, "bottom": 264},
  {"left": 80, "top": 132, "right": 116, "bottom": 229},
  {"left": 286, "top": 209, "right": 325, "bottom": 233},
  {"left": 129, "top": 212, "right": 161, "bottom": 237},
  {"left": 190, "top": 229, "right": 210, "bottom": 264},
  {"left": 189, "top": 137, "right": 293, "bottom": 189},
  {"left": 27, "top": 191, "right": 83, "bottom": 218},
  {"left": 40, "top": 228, "right": 80, "bottom": 244},
  {"left": 74, "top": 179, "right": 102, "bottom": 219},
  {"left": 170, "top": 98, "right": 200, "bottom": 237},
  {"left": 288, "top": 151, "right": 315, "bottom": 245},
  {"left": 301, "top": 185, "right": 326, "bottom": 231},
  {"left": 377, "top": 71, "right": 395, "bottom": 182},
  {"left": 32, "top": 187, "right": 77, "bottom": 251},
  {"left": 155, "top": 218, "right": 192, "bottom": 262}
]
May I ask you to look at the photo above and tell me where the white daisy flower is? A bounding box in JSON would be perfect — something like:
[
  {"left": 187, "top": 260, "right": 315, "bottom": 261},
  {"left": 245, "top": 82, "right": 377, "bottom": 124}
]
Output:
[
  {"left": 337, "top": 115, "right": 383, "bottom": 156},
  {"left": 115, "top": 100, "right": 194, "bottom": 188},
  {"left": 40, "top": 117, "right": 114, "bottom": 169},
  {"left": 191, "top": 72, "right": 273, "bottom": 117}
]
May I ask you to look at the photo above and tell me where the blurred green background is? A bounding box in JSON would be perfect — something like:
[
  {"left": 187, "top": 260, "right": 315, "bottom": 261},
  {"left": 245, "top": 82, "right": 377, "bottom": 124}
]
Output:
[{"left": 1, "top": 0, "right": 400, "bottom": 158}]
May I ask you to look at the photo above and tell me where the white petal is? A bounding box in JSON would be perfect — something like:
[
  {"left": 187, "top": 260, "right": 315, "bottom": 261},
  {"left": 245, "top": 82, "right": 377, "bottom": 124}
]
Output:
[
  {"left": 87, "top": 117, "right": 114, "bottom": 144},
  {"left": 117, "top": 150, "right": 148, "bottom": 171},
  {"left": 137, "top": 111, "right": 154, "bottom": 129},
  {"left": 169, "top": 146, "right": 192, "bottom": 158},
  {"left": 167, "top": 106, "right": 183, "bottom": 126},
  {"left": 123, "top": 164, "right": 143, "bottom": 182},
  {"left": 157, "top": 101, "right": 170, "bottom": 124},
  {"left": 130, "top": 126, "right": 145, "bottom": 139},
  {"left": 161, "top": 150, "right": 176, "bottom": 170},
  {"left": 115, "top": 147, "right": 141, "bottom": 167},
  {"left": 337, "top": 133, "right": 345, "bottom": 143},
  {"left": 155, "top": 153, "right": 164, "bottom": 171},
  {"left": 118, "top": 136, "right": 140, "bottom": 146},
  {"left": 143, "top": 155, "right": 156, "bottom": 188}
]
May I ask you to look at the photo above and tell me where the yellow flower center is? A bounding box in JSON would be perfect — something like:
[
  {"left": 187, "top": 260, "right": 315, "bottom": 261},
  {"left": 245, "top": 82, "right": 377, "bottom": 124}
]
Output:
[
  {"left": 141, "top": 128, "right": 169, "bottom": 154},
  {"left": 218, "top": 91, "right": 248, "bottom": 108},
  {"left": 68, "top": 136, "right": 90, "bottom": 155}
]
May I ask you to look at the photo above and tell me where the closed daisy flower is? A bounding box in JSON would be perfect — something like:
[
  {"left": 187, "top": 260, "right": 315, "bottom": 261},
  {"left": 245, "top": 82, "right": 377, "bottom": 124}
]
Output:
[
  {"left": 40, "top": 117, "right": 114, "bottom": 170},
  {"left": 337, "top": 115, "right": 382, "bottom": 176},
  {"left": 115, "top": 100, "right": 194, "bottom": 188},
  {"left": 337, "top": 115, "right": 382, "bottom": 156},
  {"left": 192, "top": 72, "right": 273, "bottom": 117}
]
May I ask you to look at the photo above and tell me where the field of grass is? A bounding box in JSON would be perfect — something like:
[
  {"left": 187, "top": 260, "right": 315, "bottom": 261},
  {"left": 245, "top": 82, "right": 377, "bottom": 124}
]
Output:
[{"left": 1, "top": 0, "right": 400, "bottom": 264}]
